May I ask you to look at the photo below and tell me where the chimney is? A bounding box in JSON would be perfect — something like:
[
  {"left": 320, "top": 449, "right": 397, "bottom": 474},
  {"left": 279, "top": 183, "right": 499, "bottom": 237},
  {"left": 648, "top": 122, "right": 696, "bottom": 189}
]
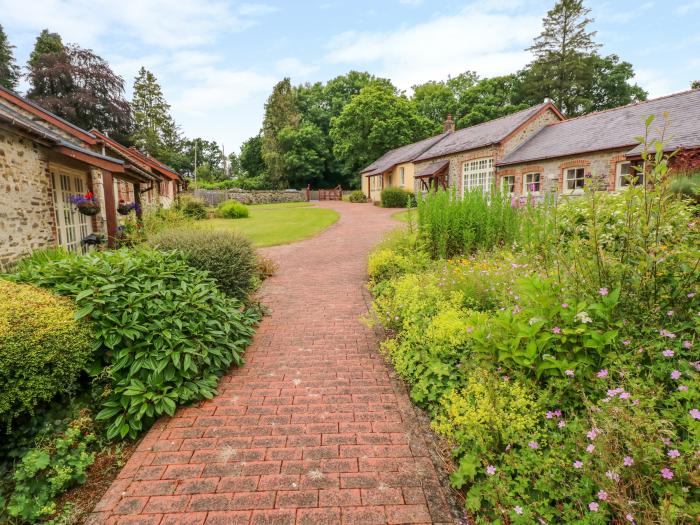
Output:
[{"left": 444, "top": 114, "right": 455, "bottom": 133}]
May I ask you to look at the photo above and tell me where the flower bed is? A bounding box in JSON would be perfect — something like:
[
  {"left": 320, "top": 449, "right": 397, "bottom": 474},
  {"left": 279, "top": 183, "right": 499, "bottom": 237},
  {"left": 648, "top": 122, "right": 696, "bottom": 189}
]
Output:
[{"left": 368, "top": 131, "right": 699, "bottom": 523}]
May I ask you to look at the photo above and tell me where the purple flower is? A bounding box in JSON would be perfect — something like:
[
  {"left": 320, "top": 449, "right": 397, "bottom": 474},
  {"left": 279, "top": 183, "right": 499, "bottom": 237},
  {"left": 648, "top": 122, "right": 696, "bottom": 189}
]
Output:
[
  {"left": 554, "top": 410, "right": 562, "bottom": 417},
  {"left": 558, "top": 420, "right": 566, "bottom": 428},
  {"left": 667, "top": 310, "right": 674, "bottom": 317},
  {"left": 528, "top": 441, "right": 539, "bottom": 449},
  {"left": 662, "top": 349, "right": 675, "bottom": 358},
  {"left": 596, "top": 369, "right": 608, "bottom": 378},
  {"left": 552, "top": 326, "right": 561, "bottom": 334},
  {"left": 587, "top": 429, "right": 599, "bottom": 440},
  {"left": 688, "top": 292, "right": 696, "bottom": 298},
  {"left": 626, "top": 514, "right": 635, "bottom": 523},
  {"left": 622, "top": 339, "right": 631, "bottom": 346},
  {"left": 589, "top": 501, "right": 599, "bottom": 512},
  {"left": 619, "top": 392, "right": 631, "bottom": 399},
  {"left": 561, "top": 303, "right": 569, "bottom": 309},
  {"left": 683, "top": 340, "right": 692, "bottom": 349},
  {"left": 486, "top": 465, "right": 496, "bottom": 475},
  {"left": 606, "top": 470, "right": 620, "bottom": 482},
  {"left": 678, "top": 385, "right": 688, "bottom": 391},
  {"left": 671, "top": 370, "right": 681, "bottom": 380},
  {"left": 662, "top": 438, "right": 671, "bottom": 446},
  {"left": 660, "top": 329, "right": 676, "bottom": 338},
  {"left": 667, "top": 449, "right": 680, "bottom": 458},
  {"left": 546, "top": 411, "right": 554, "bottom": 419},
  {"left": 502, "top": 375, "right": 510, "bottom": 382},
  {"left": 597, "top": 490, "right": 608, "bottom": 501},
  {"left": 586, "top": 444, "right": 595, "bottom": 453},
  {"left": 599, "top": 287, "right": 609, "bottom": 296},
  {"left": 573, "top": 460, "right": 583, "bottom": 469},
  {"left": 565, "top": 369, "right": 575, "bottom": 377},
  {"left": 514, "top": 505, "right": 523, "bottom": 515},
  {"left": 689, "top": 408, "right": 700, "bottom": 420},
  {"left": 623, "top": 456, "right": 634, "bottom": 466},
  {"left": 661, "top": 467, "right": 674, "bottom": 480}
]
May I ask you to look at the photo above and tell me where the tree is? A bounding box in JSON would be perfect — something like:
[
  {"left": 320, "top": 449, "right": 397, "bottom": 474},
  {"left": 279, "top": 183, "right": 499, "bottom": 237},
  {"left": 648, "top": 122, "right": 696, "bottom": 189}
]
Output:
[
  {"left": 330, "top": 84, "right": 440, "bottom": 176},
  {"left": 411, "top": 81, "right": 458, "bottom": 126},
  {"left": 278, "top": 123, "right": 327, "bottom": 188},
  {"left": 28, "top": 29, "right": 64, "bottom": 68},
  {"left": 0, "top": 24, "right": 20, "bottom": 90},
  {"left": 261, "top": 78, "right": 300, "bottom": 188},
  {"left": 27, "top": 44, "right": 132, "bottom": 140},
  {"left": 523, "top": 0, "right": 600, "bottom": 115},
  {"left": 131, "top": 67, "right": 180, "bottom": 158},
  {"left": 456, "top": 75, "right": 529, "bottom": 128},
  {"left": 324, "top": 71, "right": 395, "bottom": 117},
  {"left": 577, "top": 54, "right": 646, "bottom": 113},
  {"left": 239, "top": 134, "right": 267, "bottom": 179},
  {"left": 692, "top": 80, "right": 700, "bottom": 90}
]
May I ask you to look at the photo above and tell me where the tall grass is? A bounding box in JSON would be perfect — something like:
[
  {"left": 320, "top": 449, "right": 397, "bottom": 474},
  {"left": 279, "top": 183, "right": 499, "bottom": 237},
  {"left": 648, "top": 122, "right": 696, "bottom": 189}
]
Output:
[{"left": 417, "top": 187, "right": 521, "bottom": 258}]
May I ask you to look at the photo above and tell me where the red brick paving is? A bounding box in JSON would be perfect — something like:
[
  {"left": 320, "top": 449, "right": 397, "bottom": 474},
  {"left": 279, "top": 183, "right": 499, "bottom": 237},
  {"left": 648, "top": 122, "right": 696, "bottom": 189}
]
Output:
[{"left": 89, "top": 202, "right": 454, "bottom": 524}]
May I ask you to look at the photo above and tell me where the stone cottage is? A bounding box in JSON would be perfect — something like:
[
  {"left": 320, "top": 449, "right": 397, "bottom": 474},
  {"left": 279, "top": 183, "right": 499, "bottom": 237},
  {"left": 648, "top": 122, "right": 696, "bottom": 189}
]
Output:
[{"left": 0, "top": 86, "right": 181, "bottom": 267}]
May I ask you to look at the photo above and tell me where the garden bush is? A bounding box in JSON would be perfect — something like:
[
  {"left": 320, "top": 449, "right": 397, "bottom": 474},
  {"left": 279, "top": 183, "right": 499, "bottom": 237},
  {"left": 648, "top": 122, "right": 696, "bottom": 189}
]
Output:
[
  {"left": 175, "top": 195, "right": 207, "bottom": 219},
  {"left": 148, "top": 227, "right": 258, "bottom": 300},
  {"left": 218, "top": 199, "right": 250, "bottom": 218},
  {"left": 370, "top": 128, "right": 700, "bottom": 523},
  {"left": 348, "top": 190, "right": 367, "bottom": 203},
  {"left": 14, "top": 248, "right": 260, "bottom": 440},
  {"left": 0, "top": 280, "right": 91, "bottom": 428},
  {"left": 380, "top": 187, "right": 412, "bottom": 208},
  {"left": 669, "top": 173, "right": 700, "bottom": 204}
]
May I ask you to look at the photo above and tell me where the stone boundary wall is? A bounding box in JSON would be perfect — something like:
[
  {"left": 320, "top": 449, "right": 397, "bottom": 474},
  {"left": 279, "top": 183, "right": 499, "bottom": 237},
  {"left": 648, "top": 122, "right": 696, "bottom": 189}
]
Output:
[{"left": 191, "top": 189, "right": 307, "bottom": 206}]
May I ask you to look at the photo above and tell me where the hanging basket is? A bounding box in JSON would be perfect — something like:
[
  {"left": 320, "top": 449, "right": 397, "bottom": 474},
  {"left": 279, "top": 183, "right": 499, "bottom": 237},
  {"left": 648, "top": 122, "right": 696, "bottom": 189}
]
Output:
[
  {"left": 76, "top": 201, "right": 101, "bottom": 216},
  {"left": 117, "top": 202, "right": 135, "bottom": 215}
]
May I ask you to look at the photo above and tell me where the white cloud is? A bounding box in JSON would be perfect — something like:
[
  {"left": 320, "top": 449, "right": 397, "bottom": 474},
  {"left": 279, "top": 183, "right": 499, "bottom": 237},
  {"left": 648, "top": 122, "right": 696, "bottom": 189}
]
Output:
[
  {"left": 237, "top": 3, "right": 279, "bottom": 16},
  {"left": 275, "top": 57, "right": 319, "bottom": 77},
  {"left": 326, "top": 6, "right": 540, "bottom": 90},
  {"left": 634, "top": 68, "right": 675, "bottom": 98},
  {"left": 674, "top": 1, "right": 700, "bottom": 14}
]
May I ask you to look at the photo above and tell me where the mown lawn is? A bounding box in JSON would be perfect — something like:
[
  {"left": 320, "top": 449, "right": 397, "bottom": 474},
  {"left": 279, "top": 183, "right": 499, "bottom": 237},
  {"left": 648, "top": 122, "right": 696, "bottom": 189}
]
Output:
[{"left": 201, "top": 202, "right": 340, "bottom": 247}]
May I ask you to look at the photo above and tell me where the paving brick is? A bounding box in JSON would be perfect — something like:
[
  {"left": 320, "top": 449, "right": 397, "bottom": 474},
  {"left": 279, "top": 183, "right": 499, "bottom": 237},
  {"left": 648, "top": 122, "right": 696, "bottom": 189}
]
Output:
[{"left": 87, "top": 203, "right": 454, "bottom": 524}]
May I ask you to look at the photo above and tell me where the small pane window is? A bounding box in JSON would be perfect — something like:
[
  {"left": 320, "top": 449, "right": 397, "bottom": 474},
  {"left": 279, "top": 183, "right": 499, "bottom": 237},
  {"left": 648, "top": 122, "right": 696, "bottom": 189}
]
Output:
[
  {"left": 400, "top": 167, "right": 405, "bottom": 186},
  {"left": 616, "top": 161, "right": 643, "bottom": 189},
  {"left": 501, "top": 175, "right": 515, "bottom": 193},
  {"left": 524, "top": 172, "right": 541, "bottom": 192},
  {"left": 565, "top": 168, "right": 586, "bottom": 190}
]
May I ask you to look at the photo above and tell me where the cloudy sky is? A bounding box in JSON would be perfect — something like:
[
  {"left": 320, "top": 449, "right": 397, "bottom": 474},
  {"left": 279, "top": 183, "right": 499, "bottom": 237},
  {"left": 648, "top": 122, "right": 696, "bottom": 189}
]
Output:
[{"left": 2, "top": 0, "right": 699, "bottom": 153}]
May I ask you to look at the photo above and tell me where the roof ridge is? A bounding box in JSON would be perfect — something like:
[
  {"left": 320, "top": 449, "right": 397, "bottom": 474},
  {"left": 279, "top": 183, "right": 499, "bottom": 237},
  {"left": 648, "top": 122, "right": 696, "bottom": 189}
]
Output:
[
  {"left": 451, "top": 102, "right": 546, "bottom": 135},
  {"left": 549, "top": 88, "right": 700, "bottom": 126}
]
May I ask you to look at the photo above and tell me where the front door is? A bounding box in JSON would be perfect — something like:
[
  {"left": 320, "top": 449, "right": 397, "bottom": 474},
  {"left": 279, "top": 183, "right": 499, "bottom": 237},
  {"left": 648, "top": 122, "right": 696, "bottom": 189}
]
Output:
[{"left": 50, "top": 164, "right": 94, "bottom": 253}]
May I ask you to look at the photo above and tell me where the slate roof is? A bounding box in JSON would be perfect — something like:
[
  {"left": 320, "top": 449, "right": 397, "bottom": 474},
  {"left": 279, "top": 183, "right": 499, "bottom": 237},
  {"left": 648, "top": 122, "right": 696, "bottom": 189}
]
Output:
[
  {"left": 415, "top": 160, "right": 449, "bottom": 177},
  {"left": 500, "top": 89, "right": 700, "bottom": 165},
  {"left": 361, "top": 133, "right": 449, "bottom": 176},
  {"left": 414, "top": 103, "right": 553, "bottom": 161}
]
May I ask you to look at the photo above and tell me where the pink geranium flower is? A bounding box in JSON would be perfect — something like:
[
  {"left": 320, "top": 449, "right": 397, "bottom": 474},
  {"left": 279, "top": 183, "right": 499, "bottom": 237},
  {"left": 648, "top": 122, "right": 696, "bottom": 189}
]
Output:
[
  {"left": 690, "top": 408, "right": 700, "bottom": 420},
  {"left": 552, "top": 326, "right": 561, "bottom": 334},
  {"left": 528, "top": 441, "right": 539, "bottom": 449},
  {"left": 565, "top": 369, "right": 575, "bottom": 377},
  {"left": 589, "top": 501, "right": 599, "bottom": 511},
  {"left": 671, "top": 370, "right": 681, "bottom": 380},
  {"left": 596, "top": 369, "right": 608, "bottom": 378},
  {"left": 514, "top": 505, "right": 523, "bottom": 515},
  {"left": 661, "top": 467, "right": 674, "bottom": 480},
  {"left": 599, "top": 287, "right": 609, "bottom": 296},
  {"left": 486, "top": 465, "right": 496, "bottom": 475},
  {"left": 667, "top": 449, "right": 680, "bottom": 458},
  {"left": 597, "top": 490, "right": 608, "bottom": 501},
  {"left": 623, "top": 456, "right": 634, "bottom": 466},
  {"left": 662, "top": 349, "right": 675, "bottom": 357},
  {"left": 573, "top": 460, "right": 583, "bottom": 469}
]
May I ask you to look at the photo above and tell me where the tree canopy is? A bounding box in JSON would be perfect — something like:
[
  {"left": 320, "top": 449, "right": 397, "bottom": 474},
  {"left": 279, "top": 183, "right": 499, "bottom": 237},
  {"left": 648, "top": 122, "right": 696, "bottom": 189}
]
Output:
[{"left": 0, "top": 24, "right": 20, "bottom": 90}]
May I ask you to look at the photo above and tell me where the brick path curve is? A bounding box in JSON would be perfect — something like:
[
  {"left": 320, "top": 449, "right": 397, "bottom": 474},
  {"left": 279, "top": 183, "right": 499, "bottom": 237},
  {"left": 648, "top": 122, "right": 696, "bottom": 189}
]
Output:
[{"left": 90, "top": 201, "right": 455, "bottom": 525}]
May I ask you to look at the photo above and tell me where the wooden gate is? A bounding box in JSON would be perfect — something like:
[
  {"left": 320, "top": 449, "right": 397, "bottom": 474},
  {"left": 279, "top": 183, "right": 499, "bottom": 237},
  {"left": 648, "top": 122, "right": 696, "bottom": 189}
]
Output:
[{"left": 307, "top": 184, "right": 342, "bottom": 201}]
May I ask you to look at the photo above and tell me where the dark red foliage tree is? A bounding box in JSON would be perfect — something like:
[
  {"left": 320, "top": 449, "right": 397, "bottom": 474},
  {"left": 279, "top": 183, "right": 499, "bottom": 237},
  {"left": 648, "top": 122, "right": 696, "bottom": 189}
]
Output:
[{"left": 27, "top": 44, "right": 132, "bottom": 141}]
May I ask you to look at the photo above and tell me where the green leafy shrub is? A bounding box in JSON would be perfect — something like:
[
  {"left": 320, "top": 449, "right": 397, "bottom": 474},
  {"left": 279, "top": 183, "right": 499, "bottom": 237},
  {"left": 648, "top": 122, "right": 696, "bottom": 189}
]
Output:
[
  {"left": 14, "top": 248, "right": 259, "bottom": 440},
  {"left": 148, "top": 227, "right": 258, "bottom": 300},
  {"left": 175, "top": 195, "right": 207, "bottom": 219},
  {"left": 669, "top": 173, "right": 700, "bottom": 204},
  {"left": 348, "top": 190, "right": 367, "bottom": 203},
  {"left": 2, "top": 415, "right": 96, "bottom": 522},
  {"left": 380, "top": 187, "right": 412, "bottom": 208},
  {"left": 218, "top": 200, "right": 250, "bottom": 218},
  {"left": 142, "top": 206, "right": 192, "bottom": 236},
  {"left": 0, "top": 280, "right": 91, "bottom": 428}
]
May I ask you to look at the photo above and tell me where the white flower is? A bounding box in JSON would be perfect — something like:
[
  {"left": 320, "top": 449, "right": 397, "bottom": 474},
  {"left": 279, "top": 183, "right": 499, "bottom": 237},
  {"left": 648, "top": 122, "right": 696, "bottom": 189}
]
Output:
[{"left": 575, "top": 311, "right": 592, "bottom": 324}]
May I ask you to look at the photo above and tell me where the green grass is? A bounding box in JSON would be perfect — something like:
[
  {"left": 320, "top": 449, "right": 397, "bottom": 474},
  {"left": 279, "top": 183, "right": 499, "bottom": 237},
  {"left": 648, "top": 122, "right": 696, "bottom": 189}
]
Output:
[
  {"left": 199, "top": 202, "right": 339, "bottom": 247},
  {"left": 392, "top": 209, "right": 416, "bottom": 223}
]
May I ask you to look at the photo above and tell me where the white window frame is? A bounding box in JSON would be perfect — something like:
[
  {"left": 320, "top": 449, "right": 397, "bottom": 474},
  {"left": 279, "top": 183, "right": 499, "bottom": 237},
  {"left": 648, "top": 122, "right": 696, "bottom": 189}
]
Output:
[
  {"left": 524, "top": 172, "right": 541, "bottom": 193},
  {"left": 399, "top": 167, "right": 405, "bottom": 186},
  {"left": 564, "top": 167, "right": 586, "bottom": 192},
  {"left": 50, "top": 164, "right": 94, "bottom": 254},
  {"left": 462, "top": 157, "right": 494, "bottom": 196},
  {"left": 501, "top": 175, "right": 515, "bottom": 194},
  {"left": 616, "top": 161, "right": 643, "bottom": 190}
]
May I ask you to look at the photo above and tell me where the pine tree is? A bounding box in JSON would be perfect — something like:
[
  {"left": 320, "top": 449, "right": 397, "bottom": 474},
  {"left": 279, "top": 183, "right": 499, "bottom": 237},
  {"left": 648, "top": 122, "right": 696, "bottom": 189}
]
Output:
[
  {"left": 131, "top": 67, "right": 180, "bottom": 157},
  {"left": 524, "top": 0, "right": 600, "bottom": 115},
  {"left": 261, "top": 78, "right": 300, "bottom": 188},
  {"left": 0, "top": 25, "right": 20, "bottom": 90},
  {"left": 28, "top": 29, "right": 64, "bottom": 68}
]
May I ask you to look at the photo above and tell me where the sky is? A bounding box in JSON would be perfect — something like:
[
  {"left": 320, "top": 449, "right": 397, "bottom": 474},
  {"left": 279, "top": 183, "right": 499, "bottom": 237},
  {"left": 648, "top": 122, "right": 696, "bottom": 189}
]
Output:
[{"left": 1, "top": 0, "right": 699, "bottom": 154}]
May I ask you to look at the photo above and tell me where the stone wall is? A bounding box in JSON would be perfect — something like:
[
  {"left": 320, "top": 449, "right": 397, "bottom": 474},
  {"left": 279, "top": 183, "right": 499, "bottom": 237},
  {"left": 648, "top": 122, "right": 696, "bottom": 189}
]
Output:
[
  {"left": 192, "top": 189, "right": 307, "bottom": 206},
  {"left": 0, "top": 130, "right": 56, "bottom": 268}
]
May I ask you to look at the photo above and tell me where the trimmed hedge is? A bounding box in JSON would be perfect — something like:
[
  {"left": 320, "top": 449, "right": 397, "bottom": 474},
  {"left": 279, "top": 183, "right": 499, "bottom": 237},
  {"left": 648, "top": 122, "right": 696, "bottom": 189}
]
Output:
[
  {"left": 381, "top": 187, "right": 412, "bottom": 208},
  {"left": 149, "top": 228, "right": 258, "bottom": 300},
  {"left": 349, "top": 190, "right": 367, "bottom": 203},
  {"left": 218, "top": 200, "right": 250, "bottom": 218},
  {"left": 0, "top": 280, "right": 91, "bottom": 427}
]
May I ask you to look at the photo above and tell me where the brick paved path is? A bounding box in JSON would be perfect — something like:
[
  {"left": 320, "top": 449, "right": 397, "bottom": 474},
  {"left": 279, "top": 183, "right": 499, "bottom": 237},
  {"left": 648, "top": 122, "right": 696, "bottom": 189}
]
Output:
[{"left": 90, "top": 201, "right": 455, "bottom": 525}]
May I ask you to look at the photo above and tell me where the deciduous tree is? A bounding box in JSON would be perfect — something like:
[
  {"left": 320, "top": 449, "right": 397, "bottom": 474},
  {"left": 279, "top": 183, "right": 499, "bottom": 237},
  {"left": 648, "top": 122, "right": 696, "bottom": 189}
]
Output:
[{"left": 262, "top": 78, "right": 300, "bottom": 188}]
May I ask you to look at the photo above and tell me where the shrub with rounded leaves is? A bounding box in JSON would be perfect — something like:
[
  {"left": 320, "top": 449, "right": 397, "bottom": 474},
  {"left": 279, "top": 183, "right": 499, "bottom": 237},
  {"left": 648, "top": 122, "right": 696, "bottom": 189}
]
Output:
[
  {"left": 380, "top": 187, "right": 412, "bottom": 208},
  {"left": 0, "top": 279, "right": 91, "bottom": 428},
  {"left": 149, "top": 227, "right": 258, "bottom": 300},
  {"left": 348, "top": 190, "right": 367, "bottom": 203},
  {"left": 175, "top": 195, "right": 207, "bottom": 219},
  {"left": 14, "top": 248, "right": 260, "bottom": 440}
]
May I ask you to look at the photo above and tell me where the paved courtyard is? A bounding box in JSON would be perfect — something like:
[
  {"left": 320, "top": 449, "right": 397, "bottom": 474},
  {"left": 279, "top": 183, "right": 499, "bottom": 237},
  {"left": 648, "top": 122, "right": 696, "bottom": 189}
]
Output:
[{"left": 89, "top": 201, "right": 454, "bottom": 525}]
